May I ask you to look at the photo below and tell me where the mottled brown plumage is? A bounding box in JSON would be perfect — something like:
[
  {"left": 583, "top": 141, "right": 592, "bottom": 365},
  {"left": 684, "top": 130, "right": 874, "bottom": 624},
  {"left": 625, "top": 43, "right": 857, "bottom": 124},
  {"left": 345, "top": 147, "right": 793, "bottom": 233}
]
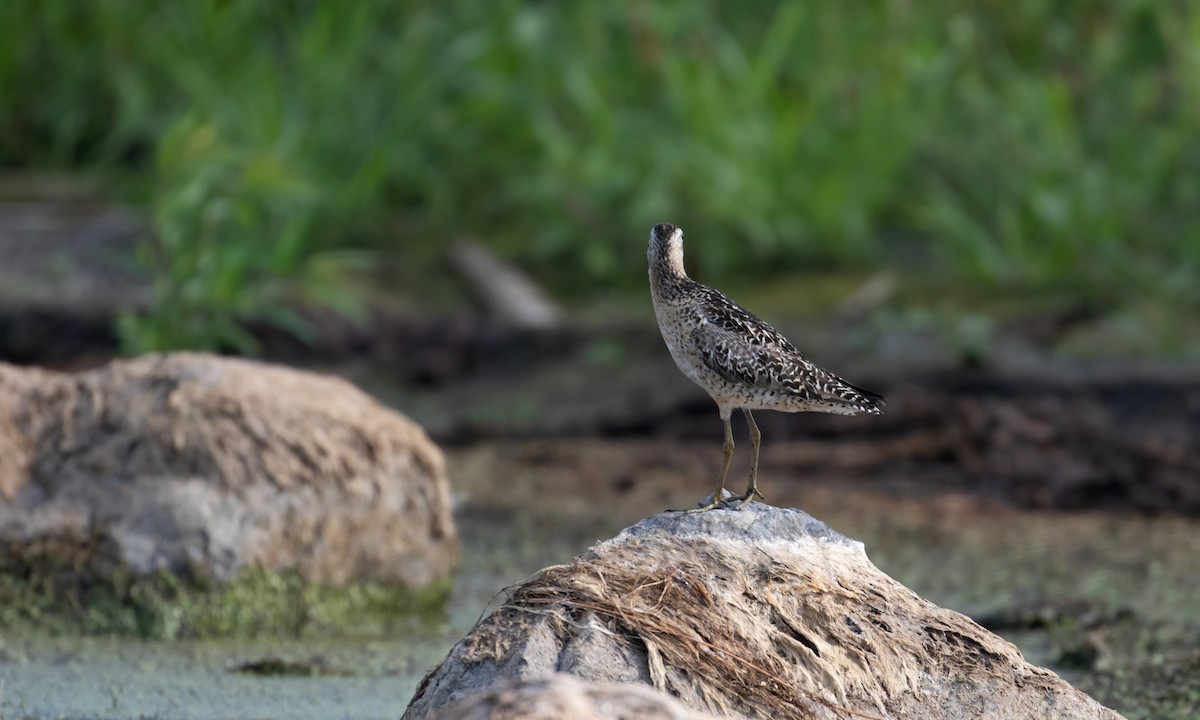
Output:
[{"left": 648, "top": 223, "right": 883, "bottom": 510}]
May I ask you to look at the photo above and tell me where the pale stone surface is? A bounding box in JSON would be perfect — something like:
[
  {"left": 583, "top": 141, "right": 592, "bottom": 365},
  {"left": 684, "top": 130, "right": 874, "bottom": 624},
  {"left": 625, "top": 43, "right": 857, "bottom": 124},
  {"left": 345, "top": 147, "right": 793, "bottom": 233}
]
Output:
[
  {"left": 405, "top": 505, "right": 1123, "bottom": 720},
  {"left": 427, "top": 674, "right": 721, "bottom": 720},
  {"left": 0, "top": 352, "right": 458, "bottom": 586}
]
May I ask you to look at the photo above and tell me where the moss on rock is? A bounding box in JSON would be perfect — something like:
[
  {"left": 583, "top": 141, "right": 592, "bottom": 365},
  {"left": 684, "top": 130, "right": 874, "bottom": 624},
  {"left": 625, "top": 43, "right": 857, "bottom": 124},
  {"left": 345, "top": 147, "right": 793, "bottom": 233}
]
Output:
[{"left": 0, "top": 539, "right": 450, "bottom": 639}]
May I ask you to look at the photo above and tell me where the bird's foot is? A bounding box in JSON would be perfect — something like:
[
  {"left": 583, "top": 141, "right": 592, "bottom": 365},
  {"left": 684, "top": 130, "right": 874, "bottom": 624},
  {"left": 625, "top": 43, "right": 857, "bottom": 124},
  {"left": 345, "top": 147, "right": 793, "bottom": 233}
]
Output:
[
  {"left": 727, "top": 485, "right": 767, "bottom": 509},
  {"left": 670, "top": 488, "right": 735, "bottom": 513}
]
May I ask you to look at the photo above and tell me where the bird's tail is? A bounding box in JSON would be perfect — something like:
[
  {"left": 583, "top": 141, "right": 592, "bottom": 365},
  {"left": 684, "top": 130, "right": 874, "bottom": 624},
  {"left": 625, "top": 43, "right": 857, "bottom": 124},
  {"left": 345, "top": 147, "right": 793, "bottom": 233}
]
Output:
[{"left": 825, "top": 375, "right": 885, "bottom": 415}]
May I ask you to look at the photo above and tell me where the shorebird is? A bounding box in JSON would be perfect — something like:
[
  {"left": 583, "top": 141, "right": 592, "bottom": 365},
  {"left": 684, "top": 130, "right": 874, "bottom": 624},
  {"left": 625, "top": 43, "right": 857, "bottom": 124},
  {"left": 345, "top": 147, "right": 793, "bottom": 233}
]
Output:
[{"left": 648, "top": 223, "right": 884, "bottom": 511}]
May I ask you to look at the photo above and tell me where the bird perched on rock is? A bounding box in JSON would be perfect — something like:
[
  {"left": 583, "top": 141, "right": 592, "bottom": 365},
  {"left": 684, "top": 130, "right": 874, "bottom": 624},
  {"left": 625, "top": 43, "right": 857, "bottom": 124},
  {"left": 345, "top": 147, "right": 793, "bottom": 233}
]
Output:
[{"left": 648, "top": 223, "right": 884, "bottom": 511}]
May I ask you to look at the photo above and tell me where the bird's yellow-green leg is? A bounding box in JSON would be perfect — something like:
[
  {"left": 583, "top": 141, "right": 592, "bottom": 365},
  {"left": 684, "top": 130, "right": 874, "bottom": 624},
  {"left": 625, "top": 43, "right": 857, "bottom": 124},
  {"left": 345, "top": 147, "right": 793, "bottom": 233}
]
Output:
[
  {"left": 687, "top": 414, "right": 735, "bottom": 512},
  {"left": 731, "top": 408, "right": 766, "bottom": 507}
]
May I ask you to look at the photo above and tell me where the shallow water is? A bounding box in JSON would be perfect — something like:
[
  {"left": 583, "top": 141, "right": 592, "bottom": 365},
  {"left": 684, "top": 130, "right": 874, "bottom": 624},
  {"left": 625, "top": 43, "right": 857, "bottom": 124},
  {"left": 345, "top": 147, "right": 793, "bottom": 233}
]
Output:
[{"left": 0, "top": 634, "right": 436, "bottom": 720}]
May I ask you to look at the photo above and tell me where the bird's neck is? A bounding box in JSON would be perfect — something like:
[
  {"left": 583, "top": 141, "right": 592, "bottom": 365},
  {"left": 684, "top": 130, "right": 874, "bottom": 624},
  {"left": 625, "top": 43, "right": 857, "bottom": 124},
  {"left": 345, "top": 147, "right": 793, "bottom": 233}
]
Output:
[
  {"left": 649, "top": 264, "right": 693, "bottom": 308},
  {"left": 648, "top": 245, "right": 688, "bottom": 286}
]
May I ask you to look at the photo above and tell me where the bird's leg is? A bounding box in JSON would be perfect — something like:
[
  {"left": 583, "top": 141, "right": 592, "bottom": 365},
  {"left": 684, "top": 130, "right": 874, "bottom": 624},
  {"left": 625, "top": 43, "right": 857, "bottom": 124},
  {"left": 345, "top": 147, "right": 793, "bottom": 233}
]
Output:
[
  {"left": 687, "top": 414, "right": 735, "bottom": 512},
  {"left": 731, "top": 409, "right": 766, "bottom": 507}
]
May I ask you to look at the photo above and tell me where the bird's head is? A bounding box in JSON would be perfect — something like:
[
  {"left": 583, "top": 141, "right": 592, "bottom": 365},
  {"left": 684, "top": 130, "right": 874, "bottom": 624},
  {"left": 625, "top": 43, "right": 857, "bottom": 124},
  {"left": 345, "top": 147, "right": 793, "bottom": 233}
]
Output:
[{"left": 648, "top": 223, "right": 686, "bottom": 277}]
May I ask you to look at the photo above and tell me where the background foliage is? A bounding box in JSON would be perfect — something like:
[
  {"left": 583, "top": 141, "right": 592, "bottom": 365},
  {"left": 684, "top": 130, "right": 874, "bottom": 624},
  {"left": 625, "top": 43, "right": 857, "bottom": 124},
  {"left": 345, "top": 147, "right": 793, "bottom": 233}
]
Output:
[{"left": 2, "top": 1, "right": 1198, "bottom": 349}]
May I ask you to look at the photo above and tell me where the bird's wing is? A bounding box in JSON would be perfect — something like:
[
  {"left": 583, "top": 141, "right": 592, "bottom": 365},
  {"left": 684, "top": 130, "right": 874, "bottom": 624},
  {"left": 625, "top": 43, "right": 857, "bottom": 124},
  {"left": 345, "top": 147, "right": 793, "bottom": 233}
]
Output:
[
  {"left": 691, "top": 285, "right": 800, "bottom": 353},
  {"left": 689, "top": 286, "right": 885, "bottom": 413},
  {"left": 688, "top": 286, "right": 815, "bottom": 396},
  {"left": 691, "top": 318, "right": 816, "bottom": 396}
]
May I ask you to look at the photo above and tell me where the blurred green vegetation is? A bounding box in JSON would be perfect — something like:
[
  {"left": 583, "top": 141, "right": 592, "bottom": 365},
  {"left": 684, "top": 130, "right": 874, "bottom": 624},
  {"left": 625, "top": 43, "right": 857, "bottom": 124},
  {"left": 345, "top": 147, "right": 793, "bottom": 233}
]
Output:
[{"left": 1, "top": 1, "right": 1198, "bottom": 350}]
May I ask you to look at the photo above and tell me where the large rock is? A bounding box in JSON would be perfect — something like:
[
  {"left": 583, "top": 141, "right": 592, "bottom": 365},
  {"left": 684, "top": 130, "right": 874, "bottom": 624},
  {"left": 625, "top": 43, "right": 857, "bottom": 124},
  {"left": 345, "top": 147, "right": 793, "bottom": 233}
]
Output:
[
  {"left": 405, "top": 506, "right": 1122, "bottom": 720},
  {"left": 0, "top": 353, "right": 457, "bottom": 586},
  {"left": 428, "top": 675, "right": 720, "bottom": 720}
]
